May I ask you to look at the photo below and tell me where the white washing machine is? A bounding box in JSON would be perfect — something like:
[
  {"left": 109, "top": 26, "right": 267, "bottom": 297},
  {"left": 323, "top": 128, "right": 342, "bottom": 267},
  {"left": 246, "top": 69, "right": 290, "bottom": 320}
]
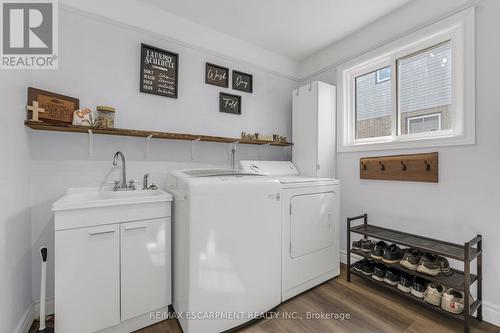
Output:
[
  {"left": 165, "top": 169, "right": 282, "bottom": 333},
  {"left": 240, "top": 161, "right": 340, "bottom": 301}
]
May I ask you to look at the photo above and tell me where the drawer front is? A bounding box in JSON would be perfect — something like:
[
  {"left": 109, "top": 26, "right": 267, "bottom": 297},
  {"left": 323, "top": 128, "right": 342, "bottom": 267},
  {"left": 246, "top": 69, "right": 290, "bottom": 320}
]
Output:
[
  {"left": 120, "top": 218, "right": 171, "bottom": 321},
  {"left": 55, "top": 202, "right": 171, "bottom": 231},
  {"left": 55, "top": 224, "right": 120, "bottom": 333}
]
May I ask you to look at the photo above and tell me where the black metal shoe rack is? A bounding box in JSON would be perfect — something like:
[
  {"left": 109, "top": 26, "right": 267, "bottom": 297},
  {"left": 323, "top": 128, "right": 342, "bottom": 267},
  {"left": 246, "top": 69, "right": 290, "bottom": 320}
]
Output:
[{"left": 346, "top": 214, "right": 482, "bottom": 333}]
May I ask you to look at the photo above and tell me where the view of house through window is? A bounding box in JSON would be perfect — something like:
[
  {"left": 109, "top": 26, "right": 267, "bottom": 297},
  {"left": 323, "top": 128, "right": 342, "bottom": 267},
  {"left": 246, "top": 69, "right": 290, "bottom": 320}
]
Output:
[
  {"left": 407, "top": 114, "right": 441, "bottom": 134},
  {"left": 355, "top": 67, "right": 392, "bottom": 139},
  {"left": 354, "top": 41, "right": 452, "bottom": 140},
  {"left": 398, "top": 41, "right": 452, "bottom": 135}
]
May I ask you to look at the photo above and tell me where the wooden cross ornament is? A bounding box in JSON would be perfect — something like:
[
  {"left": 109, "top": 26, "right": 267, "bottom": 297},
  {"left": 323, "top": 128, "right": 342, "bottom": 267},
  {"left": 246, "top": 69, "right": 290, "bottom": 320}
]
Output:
[{"left": 27, "top": 101, "right": 45, "bottom": 122}]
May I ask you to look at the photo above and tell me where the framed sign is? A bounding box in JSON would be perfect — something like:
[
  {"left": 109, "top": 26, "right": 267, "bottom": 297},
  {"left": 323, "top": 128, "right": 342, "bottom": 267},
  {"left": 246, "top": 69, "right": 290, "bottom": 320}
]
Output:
[
  {"left": 27, "top": 87, "right": 79, "bottom": 124},
  {"left": 232, "top": 70, "right": 253, "bottom": 93},
  {"left": 140, "top": 43, "right": 179, "bottom": 98},
  {"left": 205, "top": 63, "right": 229, "bottom": 88},
  {"left": 219, "top": 92, "right": 241, "bottom": 115}
]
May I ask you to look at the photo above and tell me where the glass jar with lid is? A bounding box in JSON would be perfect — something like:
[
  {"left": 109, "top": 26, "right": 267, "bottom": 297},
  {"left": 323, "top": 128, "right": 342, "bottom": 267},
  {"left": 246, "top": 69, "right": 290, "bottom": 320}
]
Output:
[{"left": 96, "top": 106, "right": 115, "bottom": 128}]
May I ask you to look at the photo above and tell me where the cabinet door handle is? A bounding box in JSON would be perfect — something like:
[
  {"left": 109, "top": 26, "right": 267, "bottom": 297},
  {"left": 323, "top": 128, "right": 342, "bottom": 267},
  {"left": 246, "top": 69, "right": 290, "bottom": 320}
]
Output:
[
  {"left": 124, "top": 225, "right": 147, "bottom": 231},
  {"left": 88, "top": 230, "right": 115, "bottom": 236}
]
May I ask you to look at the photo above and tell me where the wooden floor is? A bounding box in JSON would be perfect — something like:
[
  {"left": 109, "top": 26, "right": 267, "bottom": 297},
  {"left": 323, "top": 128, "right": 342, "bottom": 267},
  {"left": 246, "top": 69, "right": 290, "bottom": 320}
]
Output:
[{"left": 30, "top": 264, "right": 499, "bottom": 333}]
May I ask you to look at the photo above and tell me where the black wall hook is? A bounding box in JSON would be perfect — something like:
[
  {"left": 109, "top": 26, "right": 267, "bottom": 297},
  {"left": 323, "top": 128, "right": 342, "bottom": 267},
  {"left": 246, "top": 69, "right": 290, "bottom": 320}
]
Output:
[
  {"left": 361, "top": 162, "right": 367, "bottom": 170},
  {"left": 401, "top": 161, "right": 407, "bottom": 171},
  {"left": 424, "top": 160, "right": 431, "bottom": 171},
  {"left": 379, "top": 161, "right": 385, "bottom": 171}
]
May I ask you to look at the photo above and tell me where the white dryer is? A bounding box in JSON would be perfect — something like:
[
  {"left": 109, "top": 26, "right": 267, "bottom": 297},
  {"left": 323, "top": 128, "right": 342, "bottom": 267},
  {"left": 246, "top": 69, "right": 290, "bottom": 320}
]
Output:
[
  {"left": 240, "top": 161, "right": 340, "bottom": 301},
  {"left": 165, "top": 169, "right": 282, "bottom": 333}
]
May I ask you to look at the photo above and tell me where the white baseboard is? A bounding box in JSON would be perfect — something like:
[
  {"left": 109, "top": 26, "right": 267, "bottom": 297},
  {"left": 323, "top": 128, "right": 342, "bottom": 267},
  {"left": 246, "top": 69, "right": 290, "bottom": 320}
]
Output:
[
  {"left": 483, "top": 301, "right": 500, "bottom": 327},
  {"left": 14, "top": 296, "right": 55, "bottom": 333},
  {"left": 339, "top": 249, "right": 363, "bottom": 264},
  {"left": 14, "top": 303, "right": 34, "bottom": 333},
  {"left": 33, "top": 296, "right": 55, "bottom": 320}
]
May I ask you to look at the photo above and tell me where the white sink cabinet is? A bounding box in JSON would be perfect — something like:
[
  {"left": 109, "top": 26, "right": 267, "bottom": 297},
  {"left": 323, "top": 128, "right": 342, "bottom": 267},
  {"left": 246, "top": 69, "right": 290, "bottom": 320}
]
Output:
[{"left": 53, "top": 188, "right": 172, "bottom": 333}]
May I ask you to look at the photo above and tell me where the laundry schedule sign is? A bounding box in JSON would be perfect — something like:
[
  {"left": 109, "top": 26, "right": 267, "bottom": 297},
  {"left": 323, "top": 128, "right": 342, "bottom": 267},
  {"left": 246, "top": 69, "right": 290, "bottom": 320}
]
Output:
[{"left": 140, "top": 44, "right": 179, "bottom": 98}]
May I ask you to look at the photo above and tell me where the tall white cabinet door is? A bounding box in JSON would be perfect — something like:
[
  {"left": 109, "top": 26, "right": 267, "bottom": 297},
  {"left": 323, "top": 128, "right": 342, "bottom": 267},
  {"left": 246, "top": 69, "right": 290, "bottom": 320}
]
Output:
[
  {"left": 292, "top": 82, "right": 318, "bottom": 177},
  {"left": 55, "top": 224, "right": 120, "bottom": 333},
  {"left": 121, "top": 218, "right": 171, "bottom": 321}
]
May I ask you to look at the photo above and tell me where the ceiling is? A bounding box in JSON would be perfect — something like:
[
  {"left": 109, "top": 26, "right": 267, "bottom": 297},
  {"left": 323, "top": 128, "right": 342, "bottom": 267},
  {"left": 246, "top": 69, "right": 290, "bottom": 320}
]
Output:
[{"left": 139, "top": 0, "right": 411, "bottom": 61}]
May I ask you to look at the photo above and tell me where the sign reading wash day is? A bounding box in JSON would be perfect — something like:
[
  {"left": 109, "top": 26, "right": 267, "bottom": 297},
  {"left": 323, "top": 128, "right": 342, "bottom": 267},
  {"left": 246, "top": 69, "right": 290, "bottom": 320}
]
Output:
[{"left": 1, "top": 0, "right": 58, "bottom": 69}]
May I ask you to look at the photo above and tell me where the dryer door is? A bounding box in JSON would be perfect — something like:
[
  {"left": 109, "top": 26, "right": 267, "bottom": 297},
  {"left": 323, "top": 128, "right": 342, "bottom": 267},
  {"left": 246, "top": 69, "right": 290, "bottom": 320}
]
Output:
[{"left": 290, "top": 192, "right": 335, "bottom": 258}]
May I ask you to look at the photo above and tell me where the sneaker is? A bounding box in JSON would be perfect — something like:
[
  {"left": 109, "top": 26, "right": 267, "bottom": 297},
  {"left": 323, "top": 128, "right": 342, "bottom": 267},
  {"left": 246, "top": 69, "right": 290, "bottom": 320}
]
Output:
[
  {"left": 353, "top": 258, "right": 367, "bottom": 272},
  {"left": 397, "top": 273, "right": 414, "bottom": 293},
  {"left": 383, "top": 268, "right": 401, "bottom": 286},
  {"left": 441, "top": 289, "right": 470, "bottom": 314},
  {"left": 400, "top": 248, "right": 421, "bottom": 271},
  {"left": 361, "top": 260, "right": 375, "bottom": 276},
  {"left": 440, "top": 257, "right": 453, "bottom": 276},
  {"left": 411, "top": 277, "right": 428, "bottom": 298},
  {"left": 371, "top": 241, "right": 388, "bottom": 260},
  {"left": 352, "top": 239, "right": 362, "bottom": 250},
  {"left": 361, "top": 239, "right": 375, "bottom": 253},
  {"left": 382, "top": 244, "right": 404, "bottom": 264},
  {"left": 424, "top": 282, "right": 445, "bottom": 306},
  {"left": 372, "top": 263, "right": 386, "bottom": 281},
  {"left": 417, "top": 253, "right": 441, "bottom": 276}
]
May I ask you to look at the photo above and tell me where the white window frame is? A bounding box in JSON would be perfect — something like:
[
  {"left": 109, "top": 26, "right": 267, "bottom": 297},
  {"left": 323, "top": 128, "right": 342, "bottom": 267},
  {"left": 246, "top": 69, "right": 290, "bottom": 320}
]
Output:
[
  {"left": 406, "top": 113, "right": 442, "bottom": 134},
  {"left": 337, "top": 8, "right": 475, "bottom": 152}
]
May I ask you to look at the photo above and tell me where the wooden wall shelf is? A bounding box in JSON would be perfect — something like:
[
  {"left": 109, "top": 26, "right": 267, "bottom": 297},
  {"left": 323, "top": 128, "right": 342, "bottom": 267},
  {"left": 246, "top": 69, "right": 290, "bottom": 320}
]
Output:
[{"left": 24, "top": 122, "right": 293, "bottom": 147}]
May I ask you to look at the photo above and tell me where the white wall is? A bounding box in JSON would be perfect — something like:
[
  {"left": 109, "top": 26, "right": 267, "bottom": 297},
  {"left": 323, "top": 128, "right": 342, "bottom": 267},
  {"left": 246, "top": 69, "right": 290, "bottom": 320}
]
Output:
[
  {"left": 0, "top": 72, "right": 33, "bottom": 332},
  {"left": 27, "top": 6, "right": 296, "bottom": 310},
  {"left": 299, "top": 0, "right": 476, "bottom": 79},
  {"left": 302, "top": 0, "right": 500, "bottom": 325}
]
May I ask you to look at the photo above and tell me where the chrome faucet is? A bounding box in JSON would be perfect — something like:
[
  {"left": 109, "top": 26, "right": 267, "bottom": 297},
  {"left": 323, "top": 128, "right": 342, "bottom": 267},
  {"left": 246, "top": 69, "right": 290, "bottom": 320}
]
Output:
[
  {"left": 113, "top": 151, "right": 134, "bottom": 191},
  {"left": 143, "top": 173, "right": 150, "bottom": 190},
  {"left": 143, "top": 173, "right": 158, "bottom": 190}
]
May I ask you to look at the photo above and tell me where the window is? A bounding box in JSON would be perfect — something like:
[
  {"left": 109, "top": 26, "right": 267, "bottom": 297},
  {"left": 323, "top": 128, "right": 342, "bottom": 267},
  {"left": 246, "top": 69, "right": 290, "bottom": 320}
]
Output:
[
  {"left": 337, "top": 8, "right": 475, "bottom": 152},
  {"left": 375, "top": 67, "right": 391, "bottom": 84},
  {"left": 356, "top": 68, "right": 391, "bottom": 139},
  {"left": 407, "top": 114, "right": 442, "bottom": 134}
]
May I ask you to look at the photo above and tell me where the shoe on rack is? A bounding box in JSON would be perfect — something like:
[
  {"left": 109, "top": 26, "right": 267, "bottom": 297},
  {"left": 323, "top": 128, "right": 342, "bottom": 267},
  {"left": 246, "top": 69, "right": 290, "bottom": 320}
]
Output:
[
  {"left": 400, "top": 248, "right": 422, "bottom": 271},
  {"left": 352, "top": 239, "right": 362, "bottom": 250},
  {"left": 397, "top": 273, "right": 414, "bottom": 293},
  {"left": 353, "top": 258, "right": 367, "bottom": 272},
  {"left": 410, "top": 277, "right": 428, "bottom": 299},
  {"left": 424, "top": 282, "right": 445, "bottom": 306},
  {"left": 441, "top": 288, "right": 473, "bottom": 314},
  {"left": 416, "top": 252, "right": 441, "bottom": 276},
  {"left": 372, "top": 263, "right": 386, "bottom": 282},
  {"left": 361, "top": 239, "right": 375, "bottom": 253},
  {"left": 439, "top": 257, "right": 453, "bottom": 276},
  {"left": 371, "top": 241, "right": 388, "bottom": 260},
  {"left": 382, "top": 244, "right": 404, "bottom": 264},
  {"left": 361, "top": 260, "right": 375, "bottom": 276},
  {"left": 383, "top": 268, "right": 401, "bottom": 286}
]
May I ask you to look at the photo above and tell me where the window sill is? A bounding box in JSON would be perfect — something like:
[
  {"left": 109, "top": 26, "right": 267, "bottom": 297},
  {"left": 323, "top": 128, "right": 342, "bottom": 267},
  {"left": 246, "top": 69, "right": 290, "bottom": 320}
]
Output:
[{"left": 338, "top": 134, "right": 475, "bottom": 153}]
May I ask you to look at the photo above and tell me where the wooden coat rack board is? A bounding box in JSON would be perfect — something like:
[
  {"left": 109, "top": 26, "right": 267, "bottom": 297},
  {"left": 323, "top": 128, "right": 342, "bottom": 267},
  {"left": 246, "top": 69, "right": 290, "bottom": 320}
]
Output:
[{"left": 360, "top": 152, "right": 438, "bottom": 183}]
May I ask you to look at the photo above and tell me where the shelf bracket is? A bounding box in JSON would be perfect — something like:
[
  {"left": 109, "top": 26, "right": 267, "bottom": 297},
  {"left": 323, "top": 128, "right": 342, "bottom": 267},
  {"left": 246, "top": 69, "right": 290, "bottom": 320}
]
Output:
[
  {"left": 145, "top": 134, "right": 153, "bottom": 160},
  {"left": 191, "top": 137, "right": 201, "bottom": 161},
  {"left": 88, "top": 129, "right": 93, "bottom": 158},
  {"left": 284, "top": 144, "right": 292, "bottom": 159}
]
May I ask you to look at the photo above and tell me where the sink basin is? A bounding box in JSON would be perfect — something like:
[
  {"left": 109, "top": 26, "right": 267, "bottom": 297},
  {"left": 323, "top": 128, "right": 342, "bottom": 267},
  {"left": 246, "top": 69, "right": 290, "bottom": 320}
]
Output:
[{"left": 52, "top": 187, "right": 172, "bottom": 211}]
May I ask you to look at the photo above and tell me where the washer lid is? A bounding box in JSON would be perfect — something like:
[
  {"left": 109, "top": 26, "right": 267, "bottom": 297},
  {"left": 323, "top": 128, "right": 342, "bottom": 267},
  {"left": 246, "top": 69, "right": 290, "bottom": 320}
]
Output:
[
  {"left": 239, "top": 160, "right": 299, "bottom": 176},
  {"left": 181, "top": 169, "right": 260, "bottom": 178}
]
